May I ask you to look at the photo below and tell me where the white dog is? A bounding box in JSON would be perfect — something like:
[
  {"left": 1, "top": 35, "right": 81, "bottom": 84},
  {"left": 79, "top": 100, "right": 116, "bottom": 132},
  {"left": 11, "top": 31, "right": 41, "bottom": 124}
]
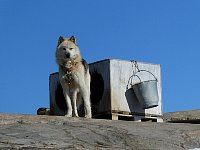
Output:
[{"left": 56, "top": 36, "right": 91, "bottom": 118}]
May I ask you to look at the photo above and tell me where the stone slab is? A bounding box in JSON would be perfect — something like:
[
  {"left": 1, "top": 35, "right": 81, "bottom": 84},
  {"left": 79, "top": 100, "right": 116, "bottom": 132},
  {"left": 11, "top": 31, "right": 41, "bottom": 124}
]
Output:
[
  {"left": 164, "top": 109, "right": 200, "bottom": 123},
  {"left": 0, "top": 113, "right": 200, "bottom": 149}
]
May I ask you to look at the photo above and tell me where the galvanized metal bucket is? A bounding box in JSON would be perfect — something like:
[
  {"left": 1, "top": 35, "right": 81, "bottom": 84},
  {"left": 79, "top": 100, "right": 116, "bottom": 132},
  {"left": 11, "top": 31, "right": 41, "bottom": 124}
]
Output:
[{"left": 131, "top": 70, "right": 159, "bottom": 109}]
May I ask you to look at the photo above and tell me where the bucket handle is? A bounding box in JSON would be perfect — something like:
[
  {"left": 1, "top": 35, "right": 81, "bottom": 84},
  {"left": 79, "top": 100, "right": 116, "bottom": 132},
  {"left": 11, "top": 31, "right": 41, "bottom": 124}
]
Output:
[
  {"left": 126, "top": 61, "right": 158, "bottom": 89},
  {"left": 135, "top": 70, "right": 158, "bottom": 81},
  {"left": 130, "top": 70, "right": 158, "bottom": 86},
  {"left": 130, "top": 61, "right": 158, "bottom": 86}
]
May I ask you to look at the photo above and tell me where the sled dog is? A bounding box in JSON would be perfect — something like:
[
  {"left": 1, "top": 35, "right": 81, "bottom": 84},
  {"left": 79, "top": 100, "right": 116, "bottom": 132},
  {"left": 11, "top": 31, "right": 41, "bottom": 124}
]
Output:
[{"left": 56, "top": 35, "right": 91, "bottom": 118}]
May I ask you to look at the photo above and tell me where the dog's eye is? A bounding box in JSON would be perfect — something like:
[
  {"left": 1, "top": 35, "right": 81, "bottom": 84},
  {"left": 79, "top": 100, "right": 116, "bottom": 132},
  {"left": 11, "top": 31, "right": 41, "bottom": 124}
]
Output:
[
  {"left": 69, "top": 48, "right": 73, "bottom": 50},
  {"left": 63, "top": 48, "right": 66, "bottom": 51}
]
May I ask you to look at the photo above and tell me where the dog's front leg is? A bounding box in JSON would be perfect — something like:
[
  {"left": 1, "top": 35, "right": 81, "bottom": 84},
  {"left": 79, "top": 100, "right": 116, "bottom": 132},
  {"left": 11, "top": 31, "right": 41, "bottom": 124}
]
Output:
[
  {"left": 71, "top": 90, "right": 79, "bottom": 117},
  {"left": 81, "top": 89, "right": 92, "bottom": 118},
  {"left": 63, "top": 89, "right": 72, "bottom": 117}
]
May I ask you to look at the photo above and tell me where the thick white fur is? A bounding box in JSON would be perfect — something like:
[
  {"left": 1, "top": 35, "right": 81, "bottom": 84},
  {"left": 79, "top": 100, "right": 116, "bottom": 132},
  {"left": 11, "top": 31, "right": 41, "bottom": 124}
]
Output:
[{"left": 56, "top": 36, "right": 91, "bottom": 118}]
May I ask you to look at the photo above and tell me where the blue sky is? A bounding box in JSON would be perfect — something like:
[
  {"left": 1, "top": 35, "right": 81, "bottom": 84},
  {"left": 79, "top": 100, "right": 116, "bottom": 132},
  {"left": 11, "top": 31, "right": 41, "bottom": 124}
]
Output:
[{"left": 0, "top": 0, "right": 200, "bottom": 114}]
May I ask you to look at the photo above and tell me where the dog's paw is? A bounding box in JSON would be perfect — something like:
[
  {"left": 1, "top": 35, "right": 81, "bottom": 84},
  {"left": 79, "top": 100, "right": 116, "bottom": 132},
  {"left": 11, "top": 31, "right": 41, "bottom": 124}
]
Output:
[
  {"left": 73, "top": 115, "right": 79, "bottom": 118},
  {"left": 84, "top": 114, "right": 92, "bottom": 118},
  {"left": 72, "top": 113, "right": 79, "bottom": 117},
  {"left": 65, "top": 114, "right": 72, "bottom": 117}
]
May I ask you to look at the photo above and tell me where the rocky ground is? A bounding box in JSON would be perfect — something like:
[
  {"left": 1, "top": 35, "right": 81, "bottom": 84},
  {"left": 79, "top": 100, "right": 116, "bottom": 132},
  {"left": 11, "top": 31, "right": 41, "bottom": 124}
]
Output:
[
  {"left": 0, "top": 113, "right": 200, "bottom": 149},
  {"left": 164, "top": 109, "right": 200, "bottom": 123}
]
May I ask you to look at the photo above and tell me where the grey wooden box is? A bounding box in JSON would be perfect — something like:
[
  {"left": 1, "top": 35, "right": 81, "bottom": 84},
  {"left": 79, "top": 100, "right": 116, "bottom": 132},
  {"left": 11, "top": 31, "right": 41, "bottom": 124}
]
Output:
[
  {"left": 50, "top": 59, "right": 163, "bottom": 122},
  {"left": 89, "top": 59, "right": 162, "bottom": 122}
]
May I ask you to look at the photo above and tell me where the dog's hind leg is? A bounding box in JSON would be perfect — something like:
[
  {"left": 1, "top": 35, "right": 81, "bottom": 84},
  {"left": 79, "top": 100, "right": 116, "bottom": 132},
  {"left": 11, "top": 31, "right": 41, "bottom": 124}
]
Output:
[{"left": 76, "top": 92, "right": 82, "bottom": 110}]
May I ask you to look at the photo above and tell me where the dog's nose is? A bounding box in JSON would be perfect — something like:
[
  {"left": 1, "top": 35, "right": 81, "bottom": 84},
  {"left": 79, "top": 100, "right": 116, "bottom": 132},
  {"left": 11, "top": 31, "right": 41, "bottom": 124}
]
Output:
[{"left": 65, "top": 52, "right": 70, "bottom": 58}]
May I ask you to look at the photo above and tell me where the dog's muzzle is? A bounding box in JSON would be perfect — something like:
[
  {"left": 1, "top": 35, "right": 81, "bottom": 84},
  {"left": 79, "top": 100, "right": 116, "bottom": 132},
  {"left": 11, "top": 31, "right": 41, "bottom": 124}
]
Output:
[{"left": 65, "top": 52, "right": 70, "bottom": 58}]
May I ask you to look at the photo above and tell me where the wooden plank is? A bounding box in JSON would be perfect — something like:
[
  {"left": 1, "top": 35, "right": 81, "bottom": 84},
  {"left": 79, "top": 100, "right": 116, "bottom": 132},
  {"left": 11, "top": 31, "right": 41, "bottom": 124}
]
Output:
[
  {"left": 112, "top": 110, "right": 163, "bottom": 118},
  {"left": 93, "top": 110, "right": 164, "bottom": 122},
  {"left": 111, "top": 114, "right": 119, "bottom": 120}
]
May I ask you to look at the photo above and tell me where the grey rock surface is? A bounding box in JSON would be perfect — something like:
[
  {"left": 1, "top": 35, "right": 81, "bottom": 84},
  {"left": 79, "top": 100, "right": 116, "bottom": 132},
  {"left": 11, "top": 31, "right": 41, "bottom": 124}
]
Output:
[
  {"left": 0, "top": 113, "right": 200, "bottom": 149},
  {"left": 164, "top": 109, "right": 200, "bottom": 123}
]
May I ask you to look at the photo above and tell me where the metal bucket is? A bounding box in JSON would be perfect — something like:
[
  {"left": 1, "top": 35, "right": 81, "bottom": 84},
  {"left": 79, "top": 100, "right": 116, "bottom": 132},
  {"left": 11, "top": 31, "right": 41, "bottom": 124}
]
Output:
[{"left": 131, "top": 70, "right": 159, "bottom": 109}]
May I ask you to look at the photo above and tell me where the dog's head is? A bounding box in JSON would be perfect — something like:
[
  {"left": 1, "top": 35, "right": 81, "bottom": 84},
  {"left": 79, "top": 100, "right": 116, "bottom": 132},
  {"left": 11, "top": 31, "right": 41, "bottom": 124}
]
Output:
[{"left": 56, "top": 36, "right": 81, "bottom": 66}]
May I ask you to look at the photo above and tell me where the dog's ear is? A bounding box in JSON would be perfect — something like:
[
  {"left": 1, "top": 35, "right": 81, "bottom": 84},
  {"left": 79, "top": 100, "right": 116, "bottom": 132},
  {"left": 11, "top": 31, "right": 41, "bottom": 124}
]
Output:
[
  {"left": 57, "top": 36, "right": 65, "bottom": 47},
  {"left": 69, "top": 36, "right": 77, "bottom": 45}
]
